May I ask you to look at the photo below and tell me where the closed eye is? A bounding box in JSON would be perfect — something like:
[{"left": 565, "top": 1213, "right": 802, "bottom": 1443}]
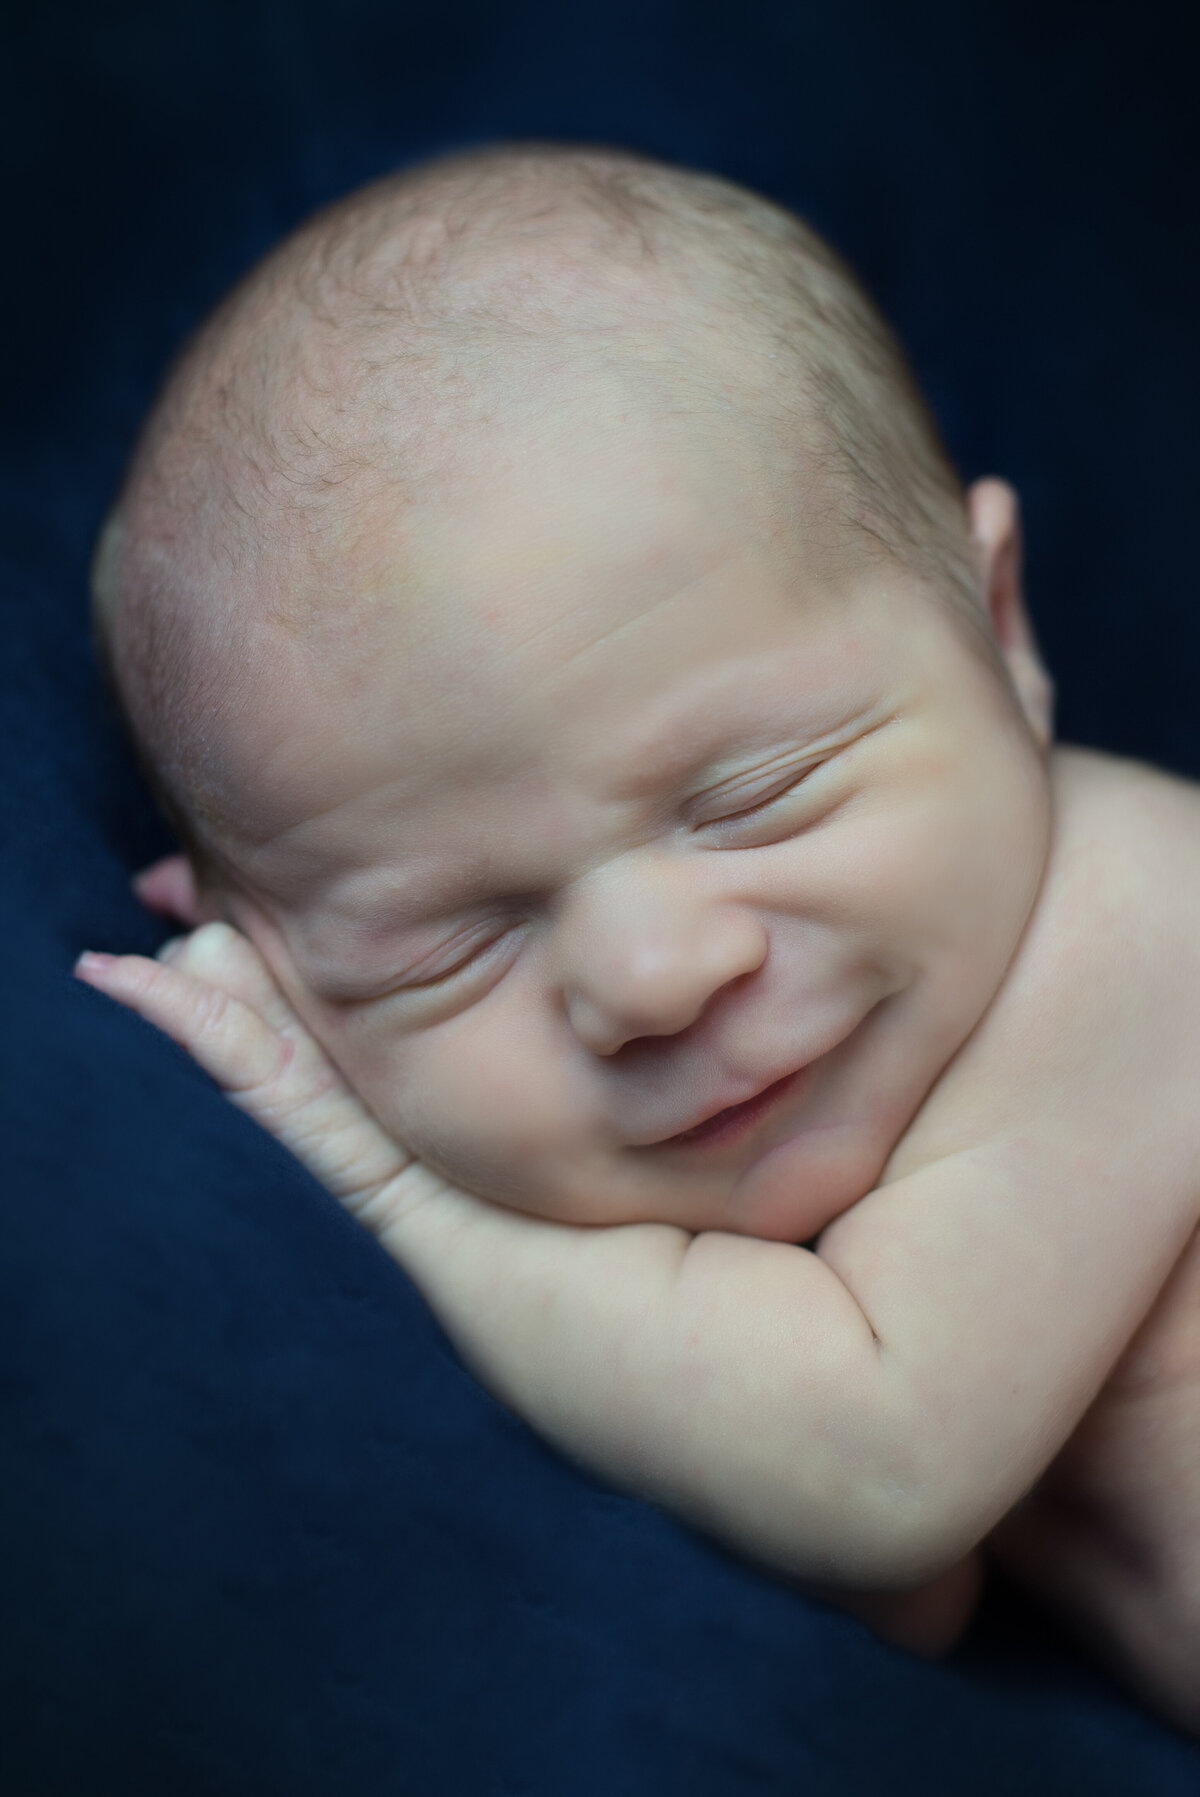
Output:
[
  {"left": 693, "top": 760, "right": 827, "bottom": 843},
  {"left": 395, "top": 919, "right": 525, "bottom": 990}
]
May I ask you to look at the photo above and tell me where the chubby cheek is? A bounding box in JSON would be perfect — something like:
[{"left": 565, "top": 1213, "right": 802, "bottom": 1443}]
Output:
[
  {"left": 928, "top": 736, "right": 1049, "bottom": 971},
  {"left": 330, "top": 1000, "right": 598, "bottom": 1215},
  {"left": 866, "top": 727, "right": 1045, "bottom": 973}
]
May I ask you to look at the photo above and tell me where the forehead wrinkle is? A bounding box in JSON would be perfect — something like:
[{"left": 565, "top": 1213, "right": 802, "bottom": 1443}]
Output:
[{"left": 509, "top": 549, "right": 734, "bottom": 693}]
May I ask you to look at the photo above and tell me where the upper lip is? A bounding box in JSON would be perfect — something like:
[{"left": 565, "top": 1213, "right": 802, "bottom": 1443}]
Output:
[{"left": 654, "top": 1066, "right": 805, "bottom": 1145}]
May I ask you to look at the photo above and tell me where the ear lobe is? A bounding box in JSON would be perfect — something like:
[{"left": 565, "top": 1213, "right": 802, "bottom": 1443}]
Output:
[
  {"left": 133, "top": 854, "right": 207, "bottom": 926},
  {"left": 967, "top": 477, "right": 1056, "bottom": 750}
]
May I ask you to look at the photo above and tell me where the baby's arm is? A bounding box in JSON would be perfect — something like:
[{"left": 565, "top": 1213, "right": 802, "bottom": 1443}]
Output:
[{"left": 75, "top": 926, "right": 1190, "bottom": 1598}]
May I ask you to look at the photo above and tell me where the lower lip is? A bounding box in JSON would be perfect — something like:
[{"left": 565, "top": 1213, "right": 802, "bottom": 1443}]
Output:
[{"left": 664, "top": 1069, "right": 806, "bottom": 1151}]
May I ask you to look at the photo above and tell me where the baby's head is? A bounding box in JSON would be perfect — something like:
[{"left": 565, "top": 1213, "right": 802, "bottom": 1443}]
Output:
[{"left": 95, "top": 143, "right": 1055, "bottom": 1242}]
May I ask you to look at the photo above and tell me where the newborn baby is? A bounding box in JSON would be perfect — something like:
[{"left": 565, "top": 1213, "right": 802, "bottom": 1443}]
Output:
[{"left": 77, "top": 143, "right": 1200, "bottom": 1731}]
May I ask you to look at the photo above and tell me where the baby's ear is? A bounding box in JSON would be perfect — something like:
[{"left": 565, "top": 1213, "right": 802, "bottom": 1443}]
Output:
[
  {"left": 967, "top": 477, "right": 1055, "bottom": 750},
  {"left": 133, "top": 854, "right": 210, "bottom": 927}
]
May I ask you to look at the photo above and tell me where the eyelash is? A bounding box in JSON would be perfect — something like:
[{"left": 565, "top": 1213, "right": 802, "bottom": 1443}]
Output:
[
  {"left": 400, "top": 921, "right": 522, "bottom": 990},
  {"left": 696, "top": 761, "right": 825, "bottom": 835}
]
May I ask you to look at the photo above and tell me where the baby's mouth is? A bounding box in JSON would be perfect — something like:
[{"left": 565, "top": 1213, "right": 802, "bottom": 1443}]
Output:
[{"left": 661, "top": 1068, "right": 807, "bottom": 1151}]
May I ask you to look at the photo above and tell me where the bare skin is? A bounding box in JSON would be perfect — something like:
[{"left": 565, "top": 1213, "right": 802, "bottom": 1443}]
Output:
[
  {"left": 78, "top": 140, "right": 1200, "bottom": 1736},
  {"left": 77, "top": 715, "right": 1200, "bottom": 1725},
  {"left": 77, "top": 917, "right": 986, "bottom": 1657},
  {"left": 76, "top": 742, "right": 1200, "bottom": 1725},
  {"left": 80, "top": 301, "right": 1200, "bottom": 1718}
]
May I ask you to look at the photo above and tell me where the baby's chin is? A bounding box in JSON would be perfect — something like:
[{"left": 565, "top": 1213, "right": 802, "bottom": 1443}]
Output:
[
  {"left": 403, "top": 1127, "right": 727, "bottom": 1232},
  {"left": 407, "top": 1130, "right": 862, "bottom": 1242}
]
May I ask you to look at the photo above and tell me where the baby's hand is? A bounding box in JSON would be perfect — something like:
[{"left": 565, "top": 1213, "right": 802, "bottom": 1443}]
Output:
[
  {"left": 74, "top": 923, "right": 981, "bottom": 1661},
  {"left": 72, "top": 922, "right": 695, "bottom": 1497},
  {"left": 74, "top": 925, "right": 445, "bottom": 1240},
  {"left": 72, "top": 924, "right": 615, "bottom": 1393}
]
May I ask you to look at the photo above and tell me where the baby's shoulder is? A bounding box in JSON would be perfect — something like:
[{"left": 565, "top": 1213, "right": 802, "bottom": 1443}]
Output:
[
  {"left": 995, "top": 744, "right": 1200, "bottom": 1082},
  {"left": 887, "top": 744, "right": 1200, "bottom": 1205},
  {"left": 978, "top": 742, "right": 1200, "bottom": 1070},
  {"left": 1045, "top": 742, "right": 1200, "bottom": 946}
]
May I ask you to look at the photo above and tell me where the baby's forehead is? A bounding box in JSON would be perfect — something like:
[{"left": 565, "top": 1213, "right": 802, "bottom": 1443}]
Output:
[
  {"left": 217, "top": 544, "right": 914, "bottom": 926},
  {"left": 108, "top": 151, "right": 982, "bottom": 890},
  {"left": 260, "top": 377, "right": 804, "bottom": 679},
  {"left": 200, "top": 362, "right": 933, "bottom": 865}
]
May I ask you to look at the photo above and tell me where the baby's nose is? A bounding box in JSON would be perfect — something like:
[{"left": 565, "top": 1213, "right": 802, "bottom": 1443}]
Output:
[{"left": 557, "top": 861, "right": 767, "bottom": 1056}]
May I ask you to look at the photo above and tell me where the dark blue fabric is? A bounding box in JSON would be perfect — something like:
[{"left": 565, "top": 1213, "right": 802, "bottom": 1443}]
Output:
[{"left": 3, "top": 4, "right": 1199, "bottom": 1791}]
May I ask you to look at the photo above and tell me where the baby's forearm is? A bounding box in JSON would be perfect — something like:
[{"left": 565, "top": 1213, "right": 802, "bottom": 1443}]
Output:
[
  {"left": 381, "top": 1131, "right": 1198, "bottom": 1594},
  {"left": 378, "top": 1172, "right": 953, "bottom": 1589},
  {"left": 78, "top": 935, "right": 935, "bottom": 1587},
  {"left": 83, "top": 931, "right": 1190, "bottom": 1600}
]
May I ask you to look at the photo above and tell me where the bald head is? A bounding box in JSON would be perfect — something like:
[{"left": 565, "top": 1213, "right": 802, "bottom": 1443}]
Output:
[{"left": 94, "top": 141, "right": 979, "bottom": 872}]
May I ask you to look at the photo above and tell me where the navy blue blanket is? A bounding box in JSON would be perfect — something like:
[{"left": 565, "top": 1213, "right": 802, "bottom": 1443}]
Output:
[{"left": 4, "top": 3, "right": 1199, "bottom": 1790}]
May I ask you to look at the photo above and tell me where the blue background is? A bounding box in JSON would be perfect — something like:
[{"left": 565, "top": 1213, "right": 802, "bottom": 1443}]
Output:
[{"left": 3, "top": 3, "right": 1199, "bottom": 1791}]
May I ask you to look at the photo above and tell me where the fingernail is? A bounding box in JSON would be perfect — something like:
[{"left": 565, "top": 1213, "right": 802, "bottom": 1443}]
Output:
[
  {"left": 157, "top": 937, "right": 185, "bottom": 963},
  {"left": 75, "top": 951, "right": 115, "bottom": 976}
]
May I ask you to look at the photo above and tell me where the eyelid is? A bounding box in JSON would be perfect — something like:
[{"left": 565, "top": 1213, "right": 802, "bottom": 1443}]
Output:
[
  {"left": 395, "top": 918, "right": 521, "bottom": 989},
  {"left": 688, "top": 754, "right": 825, "bottom": 827},
  {"left": 356, "top": 917, "right": 533, "bottom": 1007},
  {"left": 687, "top": 707, "right": 896, "bottom": 831}
]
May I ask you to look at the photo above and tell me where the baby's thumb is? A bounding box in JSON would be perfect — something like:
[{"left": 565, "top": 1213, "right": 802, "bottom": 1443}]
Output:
[
  {"left": 75, "top": 925, "right": 412, "bottom": 1209},
  {"left": 76, "top": 935, "right": 286, "bottom": 1096}
]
